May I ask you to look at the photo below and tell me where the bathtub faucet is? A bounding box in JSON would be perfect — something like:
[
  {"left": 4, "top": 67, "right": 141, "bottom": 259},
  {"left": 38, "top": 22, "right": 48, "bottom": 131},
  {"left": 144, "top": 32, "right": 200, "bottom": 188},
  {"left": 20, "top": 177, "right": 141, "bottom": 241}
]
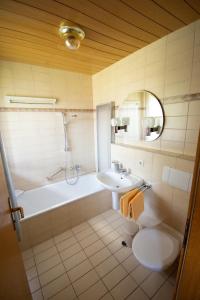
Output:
[{"left": 46, "top": 167, "right": 65, "bottom": 180}]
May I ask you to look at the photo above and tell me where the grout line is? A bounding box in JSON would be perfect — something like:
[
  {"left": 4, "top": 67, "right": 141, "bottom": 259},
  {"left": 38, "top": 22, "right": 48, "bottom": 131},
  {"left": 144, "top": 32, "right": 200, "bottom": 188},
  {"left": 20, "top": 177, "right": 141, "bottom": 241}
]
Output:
[
  {"left": 27, "top": 210, "right": 177, "bottom": 300},
  {"left": 54, "top": 239, "right": 79, "bottom": 299},
  {"left": 26, "top": 210, "right": 143, "bottom": 299}
]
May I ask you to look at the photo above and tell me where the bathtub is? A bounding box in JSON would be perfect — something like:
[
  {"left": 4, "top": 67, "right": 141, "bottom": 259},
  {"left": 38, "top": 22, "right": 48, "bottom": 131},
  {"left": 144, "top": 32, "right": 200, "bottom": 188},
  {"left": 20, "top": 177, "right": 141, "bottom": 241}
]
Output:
[{"left": 17, "top": 173, "right": 112, "bottom": 249}]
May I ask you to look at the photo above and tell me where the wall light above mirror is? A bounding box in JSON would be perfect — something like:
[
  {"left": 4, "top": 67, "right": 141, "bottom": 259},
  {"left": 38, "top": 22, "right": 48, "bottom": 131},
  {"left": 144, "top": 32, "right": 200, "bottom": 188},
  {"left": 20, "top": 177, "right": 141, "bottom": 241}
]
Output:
[{"left": 112, "top": 90, "right": 165, "bottom": 146}]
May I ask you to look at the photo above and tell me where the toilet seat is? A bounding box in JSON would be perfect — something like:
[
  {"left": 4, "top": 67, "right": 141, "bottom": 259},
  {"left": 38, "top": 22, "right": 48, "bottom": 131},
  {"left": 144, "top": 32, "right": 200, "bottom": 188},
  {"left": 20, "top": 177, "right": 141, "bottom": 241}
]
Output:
[{"left": 132, "top": 228, "right": 180, "bottom": 271}]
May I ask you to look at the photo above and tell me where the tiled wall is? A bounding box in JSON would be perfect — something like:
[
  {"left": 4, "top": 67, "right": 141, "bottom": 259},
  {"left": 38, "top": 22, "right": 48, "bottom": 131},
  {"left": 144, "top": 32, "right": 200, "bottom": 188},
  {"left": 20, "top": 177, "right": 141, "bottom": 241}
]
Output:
[
  {"left": 0, "top": 111, "right": 95, "bottom": 190},
  {"left": 111, "top": 144, "right": 194, "bottom": 234},
  {"left": 92, "top": 20, "right": 200, "bottom": 156},
  {"left": 0, "top": 62, "right": 95, "bottom": 189},
  {"left": 92, "top": 21, "right": 200, "bottom": 233},
  {"left": 0, "top": 61, "right": 92, "bottom": 108}
]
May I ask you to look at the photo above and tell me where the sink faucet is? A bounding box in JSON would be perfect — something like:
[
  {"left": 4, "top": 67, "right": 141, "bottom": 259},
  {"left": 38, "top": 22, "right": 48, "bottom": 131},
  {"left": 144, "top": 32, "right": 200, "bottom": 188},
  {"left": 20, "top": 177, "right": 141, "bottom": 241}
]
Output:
[{"left": 119, "top": 166, "right": 131, "bottom": 176}]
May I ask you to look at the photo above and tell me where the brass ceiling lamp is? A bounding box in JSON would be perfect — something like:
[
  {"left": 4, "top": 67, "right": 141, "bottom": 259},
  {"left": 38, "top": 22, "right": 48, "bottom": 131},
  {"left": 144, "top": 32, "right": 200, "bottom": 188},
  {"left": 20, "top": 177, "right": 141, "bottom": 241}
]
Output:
[{"left": 59, "top": 23, "right": 85, "bottom": 50}]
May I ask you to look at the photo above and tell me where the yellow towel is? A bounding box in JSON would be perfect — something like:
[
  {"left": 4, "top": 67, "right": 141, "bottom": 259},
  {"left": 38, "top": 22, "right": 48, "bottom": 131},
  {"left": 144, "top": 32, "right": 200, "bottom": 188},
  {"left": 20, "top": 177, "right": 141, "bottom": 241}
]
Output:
[
  {"left": 128, "top": 191, "right": 144, "bottom": 221},
  {"left": 120, "top": 188, "right": 139, "bottom": 217}
]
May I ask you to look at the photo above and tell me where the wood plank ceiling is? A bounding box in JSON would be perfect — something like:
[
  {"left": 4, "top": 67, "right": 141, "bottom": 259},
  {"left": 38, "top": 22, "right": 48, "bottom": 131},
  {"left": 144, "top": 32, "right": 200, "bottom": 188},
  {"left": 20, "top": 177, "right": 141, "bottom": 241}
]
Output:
[{"left": 0, "top": 0, "right": 199, "bottom": 74}]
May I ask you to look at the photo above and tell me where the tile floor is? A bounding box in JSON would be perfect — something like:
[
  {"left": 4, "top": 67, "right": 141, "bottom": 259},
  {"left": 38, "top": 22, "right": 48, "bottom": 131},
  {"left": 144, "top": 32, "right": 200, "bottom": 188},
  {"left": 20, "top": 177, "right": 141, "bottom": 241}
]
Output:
[{"left": 22, "top": 209, "right": 177, "bottom": 300}]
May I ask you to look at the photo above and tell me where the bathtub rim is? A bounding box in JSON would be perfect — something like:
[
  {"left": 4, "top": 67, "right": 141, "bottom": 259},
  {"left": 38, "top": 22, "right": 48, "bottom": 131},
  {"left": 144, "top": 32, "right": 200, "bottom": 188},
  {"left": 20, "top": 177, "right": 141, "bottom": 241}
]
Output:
[{"left": 17, "top": 173, "right": 105, "bottom": 221}]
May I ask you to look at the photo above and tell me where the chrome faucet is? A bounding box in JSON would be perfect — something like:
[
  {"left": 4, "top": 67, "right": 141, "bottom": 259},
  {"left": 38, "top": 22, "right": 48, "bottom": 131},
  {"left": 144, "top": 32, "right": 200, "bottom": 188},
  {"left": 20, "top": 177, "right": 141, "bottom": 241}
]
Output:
[{"left": 118, "top": 165, "right": 131, "bottom": 176}]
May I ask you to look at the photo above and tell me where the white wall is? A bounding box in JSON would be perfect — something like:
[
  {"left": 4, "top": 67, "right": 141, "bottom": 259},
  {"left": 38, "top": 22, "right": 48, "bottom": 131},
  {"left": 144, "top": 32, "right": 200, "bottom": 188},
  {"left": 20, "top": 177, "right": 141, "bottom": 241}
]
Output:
[
  {"left": 0, "top": 61, "right": 92, "bottom": 108},
  {"left": 92, "top": 20, "right": 200, "bottom": 233},
  {"left": 93, "top": 20, "right": 200, "bottom": 156},
  {"left": 0, "top": 62, "right": 95, "bottom": 189},
  {"left": 0, "top": 111, "right": 95, "bottom": 190}
]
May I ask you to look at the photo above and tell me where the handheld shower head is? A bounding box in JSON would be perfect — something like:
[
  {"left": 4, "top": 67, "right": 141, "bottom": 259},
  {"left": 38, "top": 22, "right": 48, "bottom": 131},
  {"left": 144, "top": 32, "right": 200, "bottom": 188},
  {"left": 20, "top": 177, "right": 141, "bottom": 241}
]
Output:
[
  {"left": 62, "top": 112, "right": 78, "bottom": 126},
  {"left": 62, "top": 112, "right": 78, "bottom": 152}
]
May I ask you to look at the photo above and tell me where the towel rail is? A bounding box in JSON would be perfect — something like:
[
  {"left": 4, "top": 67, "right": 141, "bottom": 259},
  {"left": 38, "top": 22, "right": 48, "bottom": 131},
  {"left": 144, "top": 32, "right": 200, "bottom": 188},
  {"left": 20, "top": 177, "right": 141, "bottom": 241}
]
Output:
[
  {"left": 138, "top": 183, "right": 152, "bottom": 192},
  {"left": 121, "top": 183, "right": 152, "bottom": 248}
]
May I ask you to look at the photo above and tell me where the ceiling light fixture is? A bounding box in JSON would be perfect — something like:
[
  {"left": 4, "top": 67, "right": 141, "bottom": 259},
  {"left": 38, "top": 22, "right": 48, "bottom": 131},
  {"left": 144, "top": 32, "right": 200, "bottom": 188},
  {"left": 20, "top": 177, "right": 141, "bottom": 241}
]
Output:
[{"left": 59, "top": 23, "right": 85, "bottom": 50}]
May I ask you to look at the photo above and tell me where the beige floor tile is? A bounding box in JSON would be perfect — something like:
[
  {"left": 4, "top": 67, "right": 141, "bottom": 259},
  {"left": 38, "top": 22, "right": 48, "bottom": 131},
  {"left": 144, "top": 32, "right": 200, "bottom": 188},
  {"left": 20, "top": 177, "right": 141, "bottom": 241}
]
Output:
[
  {"left": 33, "top": 239, "right": 54, "bottom": 255},
  {"left": 35, "top": 246, "right": 58, "bottom": 265},
  {"left": 115, "top": 226, "right": 126, "bottom": 236},
  {"left": 72, "top": 270, "right": 99, "bottom": 295},
  {"left": 90, "top": 247, "right": 111, "bottom": 267},
  {"left": 101, "top": 293, "right": 113, "bottom": 300},
  {"left": 131, "top": 265, "right": 151, "bottom": 285},
  {"left": 111, "top": 275, "right": 138, "bottom": 300},
  {"left": 75, "top": 227, "right": 94, "bottom": 241},
  {"left": 91, "top": 220, "right": 108, "bottom": 231},
  {"left": 141, "top": 272, "right": 166, "bottom": 298},
  {"left": 101, "top": 231, "right": 120, "bottom": 245},
  {"left": 104, "top": 212, "right": 121, "bottom": 224},
  {"left": 121, "top": 255, "right": 139, "bottom": 273},
  {"left": 101, "top": 209, "right": 117, "bottom": 219},
  {"left": 96, "top": 225, "right": 114, "bottom": 238},
  {"left": 168, "top": 270, "right": 177, "bottom": 286},
  {"left": 102, "top": 265, "right": 128, "bottom": 290},
  {"left": 84, "top": 240, "right": 105, "bottom": 257},
  {"left": 54, "top": 229, "right": 73, "bottom": 244},
  {"left": 79, "top": 280, "right": 107, "bottom": 300},
  {"left": 60, "top": 243, "right": 82, "bottom": 261},
  {"left": 22, "top": 249, "right": 34, "bottom": 260},
  {"left": 79, "top": 232, "right": 99, "bottom": 248},
  {"left": 24, "top": 257, "right": 35, "bottom": 271},
  {"left": 56, "top": 236, "right": 77, "bottom": 252},
  {"left": 32, "top": 289, "right": 43, "bottom": 300},
  {"left": 110, "top": 218, "right": 125, "bottom": 229},
  {"left": 28, "top": 277, "right": 40, "bottom": 293},
  {"left": 126, "top": 287, "right": 149, "bottom": 300},
  {"left": 26, "top": 266, "right": 37, "bottom": 281},
  {"left": 95, "top": 255, "right": 119, "bottom": 278},
  {"left": 42, "top": 273, "right": 70, "bottom": 299},
  {"left": 152, "top": 281, "right": 174, "bottom": 300},
  {"left": 37, "top": 254, "right": 61, "bottom": 275},
  {"left": 63, "top": 250, "right": 87, "bottom": 271},
  {"left": 72, "top": 222, "right": 90, "bottom": 234},
  {"left": 67, "top": 259, "right": 93, "bottom": 282},
  {"left": 88, "top": 215, "right": 104, "bottom": 225},
  {"left": 107, "top": 237, "right": 123, "bottom": 254},
  {"left": 114, "top": 247, "right": 133, "bottom": 263},
  {"left": 50, "top": 285, "right": 76, "bottom": 300},
  {"left": 39, "top": 263, "right": 65, "bottom": 286}
]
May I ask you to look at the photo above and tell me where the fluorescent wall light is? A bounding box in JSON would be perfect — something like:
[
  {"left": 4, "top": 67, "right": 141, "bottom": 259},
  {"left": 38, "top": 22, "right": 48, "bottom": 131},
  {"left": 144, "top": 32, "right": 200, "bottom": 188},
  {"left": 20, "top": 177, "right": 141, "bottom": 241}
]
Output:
[{"left": 6, "top": 96, "right": 56, "bottom": 105}]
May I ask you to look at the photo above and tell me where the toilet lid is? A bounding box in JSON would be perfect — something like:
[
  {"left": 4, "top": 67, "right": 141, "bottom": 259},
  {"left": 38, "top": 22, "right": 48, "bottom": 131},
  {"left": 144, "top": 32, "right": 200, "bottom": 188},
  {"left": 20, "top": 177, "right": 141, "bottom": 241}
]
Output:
[{"left": 132, "top": 228, "right": 180, "bottom": 271}]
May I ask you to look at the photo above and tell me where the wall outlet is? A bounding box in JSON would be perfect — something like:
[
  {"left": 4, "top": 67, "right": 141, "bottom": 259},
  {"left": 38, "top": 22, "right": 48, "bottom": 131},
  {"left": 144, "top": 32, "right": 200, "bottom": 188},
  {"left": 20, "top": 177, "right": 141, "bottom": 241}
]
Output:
[{"left": 138, "top": 160, "right": 144, "bottom": 167}]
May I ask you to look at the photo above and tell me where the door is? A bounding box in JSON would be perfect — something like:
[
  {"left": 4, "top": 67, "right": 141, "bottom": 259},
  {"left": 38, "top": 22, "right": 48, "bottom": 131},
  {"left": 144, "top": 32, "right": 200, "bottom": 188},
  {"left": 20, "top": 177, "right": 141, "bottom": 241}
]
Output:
[
  {"left": 0, "top": 157, "right": 31, "bottom": 299},
  {"left": 174, "top": 131, "right": 200, "bottom": 300}
]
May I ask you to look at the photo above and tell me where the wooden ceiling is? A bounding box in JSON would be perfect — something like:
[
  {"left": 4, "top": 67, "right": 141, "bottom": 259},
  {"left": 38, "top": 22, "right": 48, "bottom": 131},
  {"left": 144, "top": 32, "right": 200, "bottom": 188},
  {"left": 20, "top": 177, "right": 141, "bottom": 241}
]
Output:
[{"left": 0, "top": 0, "right": 200, "bottom": 74}]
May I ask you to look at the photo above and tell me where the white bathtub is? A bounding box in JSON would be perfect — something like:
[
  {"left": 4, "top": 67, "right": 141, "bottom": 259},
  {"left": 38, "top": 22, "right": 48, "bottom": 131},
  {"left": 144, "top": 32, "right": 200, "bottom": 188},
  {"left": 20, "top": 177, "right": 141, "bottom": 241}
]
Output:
[
  {"left": 17, "top": 173, "right": 104, "bottom": 219},
  {"left": 18, "top": 173, "right": 112, "bottom": 249}
]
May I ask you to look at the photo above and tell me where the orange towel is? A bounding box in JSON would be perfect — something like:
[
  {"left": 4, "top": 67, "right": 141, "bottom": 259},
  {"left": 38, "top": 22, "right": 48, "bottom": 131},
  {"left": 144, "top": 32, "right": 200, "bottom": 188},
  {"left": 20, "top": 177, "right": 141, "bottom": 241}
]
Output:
[
  {"left": 120, "top": 188, "right": 139, "bottom": 217},
  {"left": 128, "top": 190, "right": 144, "bottom": 221}
]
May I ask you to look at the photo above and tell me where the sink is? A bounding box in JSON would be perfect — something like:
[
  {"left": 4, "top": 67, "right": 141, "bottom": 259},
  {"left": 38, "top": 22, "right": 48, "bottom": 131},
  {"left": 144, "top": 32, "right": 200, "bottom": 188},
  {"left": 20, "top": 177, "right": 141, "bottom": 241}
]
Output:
[{"left": 97, "top": 170, "right": 143, "bottom": 193}]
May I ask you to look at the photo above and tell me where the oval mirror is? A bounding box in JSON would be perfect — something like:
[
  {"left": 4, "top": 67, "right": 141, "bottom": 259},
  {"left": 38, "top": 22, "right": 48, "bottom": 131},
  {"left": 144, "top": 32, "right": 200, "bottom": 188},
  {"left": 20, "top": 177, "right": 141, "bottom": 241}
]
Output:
[{"left": 113, "top": 90, "right": 164, "bottom": 144}]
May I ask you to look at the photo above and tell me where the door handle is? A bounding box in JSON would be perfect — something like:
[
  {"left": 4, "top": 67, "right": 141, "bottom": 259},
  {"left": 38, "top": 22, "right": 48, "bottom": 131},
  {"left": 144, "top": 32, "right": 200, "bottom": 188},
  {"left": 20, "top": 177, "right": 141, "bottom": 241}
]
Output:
[{"left": 10, "top": 206, "right": 24, "bottom": 219}]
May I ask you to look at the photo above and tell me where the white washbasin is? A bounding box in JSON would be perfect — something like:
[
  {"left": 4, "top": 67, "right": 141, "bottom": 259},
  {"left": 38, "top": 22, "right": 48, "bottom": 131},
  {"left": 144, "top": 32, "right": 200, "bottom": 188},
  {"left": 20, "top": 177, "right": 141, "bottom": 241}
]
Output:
[{"left": 96, "top": 170, "right": 143, "bottom": 193}]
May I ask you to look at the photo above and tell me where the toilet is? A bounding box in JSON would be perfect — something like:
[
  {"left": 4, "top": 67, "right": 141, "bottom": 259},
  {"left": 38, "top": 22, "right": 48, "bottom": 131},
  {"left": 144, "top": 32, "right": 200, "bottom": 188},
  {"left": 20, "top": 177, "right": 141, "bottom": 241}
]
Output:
[
  {"left": 130, "top": 189, "right": 182, "bottom": 271},
  {"left": 132, "top": 227, "right": 180, "bottom": 271}
]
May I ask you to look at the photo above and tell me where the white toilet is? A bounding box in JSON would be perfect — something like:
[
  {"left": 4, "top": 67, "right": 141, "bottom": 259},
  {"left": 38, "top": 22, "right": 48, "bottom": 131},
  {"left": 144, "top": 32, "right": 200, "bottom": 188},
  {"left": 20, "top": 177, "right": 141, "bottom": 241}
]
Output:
[
  {"left": 131, "top": 189, "right": 182, "bottom": 271},
  {"left": 132, "top": 227, "right": 180, "bottom": 271}
]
